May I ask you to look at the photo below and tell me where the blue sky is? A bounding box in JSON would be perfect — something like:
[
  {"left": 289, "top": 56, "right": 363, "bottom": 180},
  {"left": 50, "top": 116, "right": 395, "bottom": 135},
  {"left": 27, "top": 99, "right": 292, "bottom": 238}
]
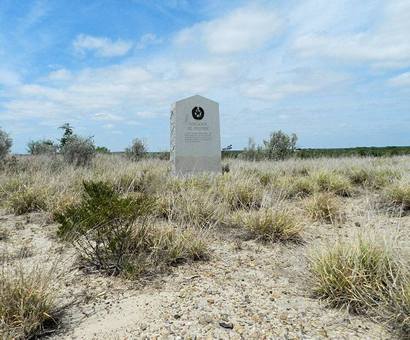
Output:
[{"left": 0, "top": 0, "right": 409, "bottom": 153}]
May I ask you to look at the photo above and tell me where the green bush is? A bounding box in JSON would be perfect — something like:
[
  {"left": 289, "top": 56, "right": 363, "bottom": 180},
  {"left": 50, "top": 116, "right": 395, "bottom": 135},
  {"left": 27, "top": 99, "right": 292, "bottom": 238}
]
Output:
[
  {"left": 55, "top": 180, "right": 153, "bottom": 239},
  {"left": 60, "top": 135, "right": 95, "bottom": 166},
  {"left": 55, "top": 181, "right": 206, "bottom": 277},
  {"left": 263, "top": 130, "right": 297, "bottom": 160},
  {"left": 27, "top": 139, "right": 58, "bottom": 155},
  {"left": 125, "top": 138, "right": 146, "bottom": 161},
  {"left": 0, "top": 128, "right": 12, "bottom": 162}
]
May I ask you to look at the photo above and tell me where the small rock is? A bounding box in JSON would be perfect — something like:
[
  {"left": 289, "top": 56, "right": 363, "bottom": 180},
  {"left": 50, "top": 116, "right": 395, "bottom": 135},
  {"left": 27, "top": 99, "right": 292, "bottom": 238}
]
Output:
[{"left": 219, "top": 321, "right": 234, "bottom": 329}]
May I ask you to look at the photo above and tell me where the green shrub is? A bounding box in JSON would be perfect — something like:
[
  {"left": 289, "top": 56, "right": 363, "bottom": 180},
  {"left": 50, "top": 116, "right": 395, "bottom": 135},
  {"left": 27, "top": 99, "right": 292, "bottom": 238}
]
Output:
[
  {"left": 96, "top": 146, "right": 110, "bottom": 154},
  {"left": 305, "top": 193, "right": 343, "bottom": 223},
  {"left": 27, "top": 139, "right": 58, "bottom": 155},
  {"left": 0, "top": 128, "right": 12, "bottom": 162},
  {"left": 0, "top": 266, "right": 59, "bottom": 339},
  {"left": 55, "top": 181, "right": 206, "bottom": 277},
  {"left": 55, "top": 180, "right": 153, "bottom": 239},
  {"left": 310, "top": 237, "right": 401, "bottom": 314},
  {"left": 263, "top": 130, "right": 297, "bottom": 160},
  {"left": 125, "top": 138, "right": 146, "bottom": 161},
  {"left": 234, "top": 208, "right": 301, "bottom": 242},
  {"left": 8, "top": 186, "right": 47, "bottom": 215},
  {"left": 60, "top": 135, "right": 95, "bottom": 166}
]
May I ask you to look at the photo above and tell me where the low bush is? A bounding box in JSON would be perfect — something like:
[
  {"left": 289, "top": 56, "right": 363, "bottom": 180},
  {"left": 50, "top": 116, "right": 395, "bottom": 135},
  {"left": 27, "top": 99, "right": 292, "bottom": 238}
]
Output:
[
  {"left": 234, "top": 208, "right": 301, "bottom": 242},
  {"left": 60, "top": 135, "right": 95, "bottom": 166},
  {"left": 0, "top": 128, "right": 12, "bottom": 162},
  {"left": 310, "top": 236, "right": 401, "bottom": 314},
  {"left": 0, "top": 266, "right": 59, "bottom": 339},
  {"left": 305, "top": 193, "right": 343, "bottom": 223},
  {"left": 55, "top": 180, "right": 154, "bottom": 239},
  {"left": 27, "top": 139, "right": 58, "bottom": 155},
  {"left": 8, "top": 186, "right": 47, "bottom": 215},
  {"left": 125, "top": 138, "right": 146, "bottom": 161},
  {"left": 55, "top": 181, "right": 206, "bottom": 276}
]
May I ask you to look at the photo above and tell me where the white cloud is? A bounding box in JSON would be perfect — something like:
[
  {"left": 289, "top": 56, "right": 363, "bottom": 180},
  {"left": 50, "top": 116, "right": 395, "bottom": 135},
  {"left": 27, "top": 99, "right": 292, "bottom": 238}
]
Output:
[
  {"left": 174, "top": 5, "right": 281, "bottom": 54},
  {"left": 0, "top": 69, "right": 21, "bottom": 87},
  {"left": 48, "top": 68, "right": 72, "bottom": 81},
  {"left": 293, "top": 1, "right": 410, "bottom": 68},
  {"left": 93, "top": 112, "right": 123, "bottom": 121},
  {"left": 389, "top": 72, "right": 410, "bottom": 87},
  {"left": 73, "top": 34, "right": 133, "bottom": 57},
  {"left": 136, "top": 111, "right": 160, "bottom": 118},
  {"left": 136, "top": 33, "right": 162, "bottom": 49}
]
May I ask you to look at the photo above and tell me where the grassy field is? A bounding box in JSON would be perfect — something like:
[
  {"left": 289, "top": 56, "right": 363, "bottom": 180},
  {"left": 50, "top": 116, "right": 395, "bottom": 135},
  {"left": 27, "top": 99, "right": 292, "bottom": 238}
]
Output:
[{"left": 0, "top": 155, "right": 409, "bottom": 339}]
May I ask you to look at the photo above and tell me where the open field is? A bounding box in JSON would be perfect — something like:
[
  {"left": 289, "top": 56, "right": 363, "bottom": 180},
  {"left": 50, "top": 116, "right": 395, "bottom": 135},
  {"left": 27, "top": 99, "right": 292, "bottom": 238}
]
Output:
[{"left": 0, "top": 155, "right": 409, "bottom": 339}]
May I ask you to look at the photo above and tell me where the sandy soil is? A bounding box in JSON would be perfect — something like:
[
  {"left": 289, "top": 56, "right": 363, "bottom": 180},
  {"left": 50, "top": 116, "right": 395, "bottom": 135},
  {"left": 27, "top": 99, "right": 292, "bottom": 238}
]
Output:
[{"left": 1, "top": 196, "right": 408, "bottom": 339}]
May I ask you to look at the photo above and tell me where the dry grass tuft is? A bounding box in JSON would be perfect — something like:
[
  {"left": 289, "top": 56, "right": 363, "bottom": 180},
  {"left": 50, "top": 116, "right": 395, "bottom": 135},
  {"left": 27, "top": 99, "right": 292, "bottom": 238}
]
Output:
[
  {"left": 219, "top": 175, "right": 264, "bottom": 210},
  {"left": 313, "top": 171, "right": 354, "bottom": 197},
  {"left": 0, "top": 265, "right": 60, "bottom": 339},
  {"left": 234, "top": 208, "right": 302, "bottom": 242},
  {"left": 305, "top": 192, "right": 343, "bottom": 223},
  {"left": 8, "top": 186, "right": 47, "bottom": 215},
  {"left": 383, "top": 180, "right": 410, "bottom": 212},
  {"left": 310, "top": 236, "right": 400, "bottom": 313},
  {"left": 344, "top": 167, "right": 399, "bottom": 190},
  {"left": 387, "top": 279, "right": 410, "bottom": 336}
]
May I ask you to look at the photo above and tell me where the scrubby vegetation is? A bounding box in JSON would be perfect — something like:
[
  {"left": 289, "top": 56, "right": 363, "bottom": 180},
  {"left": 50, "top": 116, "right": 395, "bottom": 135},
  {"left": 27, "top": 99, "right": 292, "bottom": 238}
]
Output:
[
  {"left": 125, "top": 138, "right": 147, "bottom": 161},
  {"left": 0, "top": 153, "right": 409, "bottom": 337},
  {"left": 27, "top": 139, "right": 58, "bottom": 155},
  {"left": 0, "top": 128, "right": 12, "bottom": 162}
]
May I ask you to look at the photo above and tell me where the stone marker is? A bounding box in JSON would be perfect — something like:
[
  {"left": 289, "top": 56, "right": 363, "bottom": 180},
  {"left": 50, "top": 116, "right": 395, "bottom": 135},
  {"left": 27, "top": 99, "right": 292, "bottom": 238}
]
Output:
[{"left": 170, "top": 95, "right": 221, "bottom": 175}]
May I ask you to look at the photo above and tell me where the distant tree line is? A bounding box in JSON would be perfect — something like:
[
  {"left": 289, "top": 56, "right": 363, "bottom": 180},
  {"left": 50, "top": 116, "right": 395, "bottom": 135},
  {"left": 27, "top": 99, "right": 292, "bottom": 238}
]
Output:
[{"left": 1, "top": 125, "right": 409, "bottom": 167}]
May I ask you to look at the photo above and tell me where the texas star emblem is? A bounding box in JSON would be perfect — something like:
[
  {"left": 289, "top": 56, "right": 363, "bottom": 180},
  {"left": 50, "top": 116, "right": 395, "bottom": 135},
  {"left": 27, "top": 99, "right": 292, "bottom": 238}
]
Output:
[{"left": 192, "top": 106, "right": 205, "bottom": 120}]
